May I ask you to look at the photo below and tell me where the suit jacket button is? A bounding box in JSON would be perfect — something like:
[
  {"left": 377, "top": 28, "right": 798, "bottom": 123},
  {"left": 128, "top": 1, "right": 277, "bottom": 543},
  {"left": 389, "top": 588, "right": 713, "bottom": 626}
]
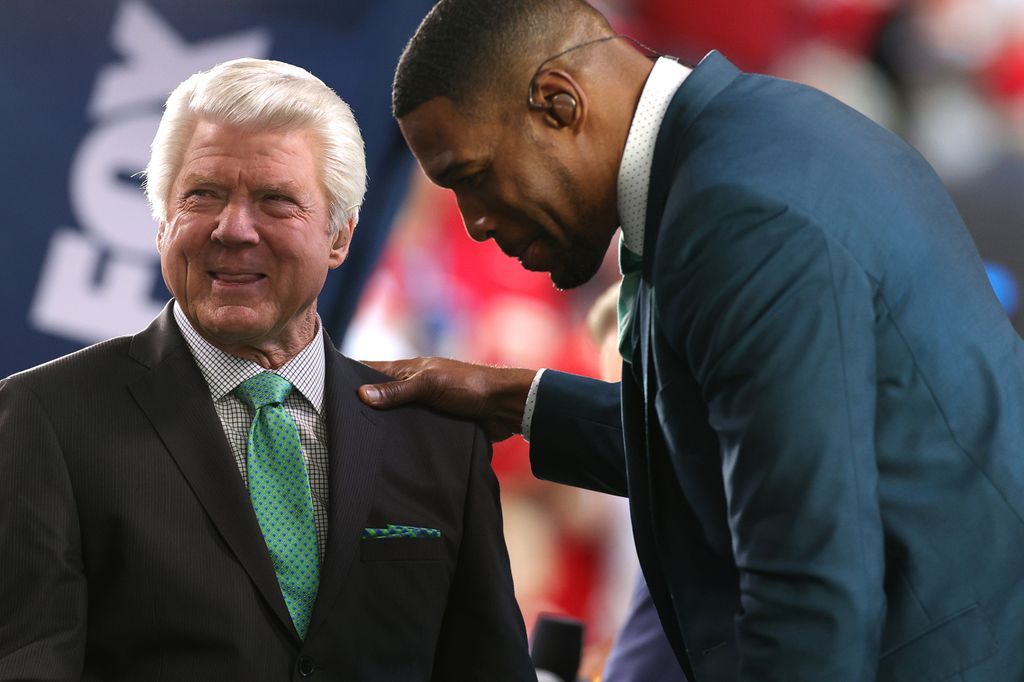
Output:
[{"left": 298, "top": 656, "right": 316, "bottom": 677}]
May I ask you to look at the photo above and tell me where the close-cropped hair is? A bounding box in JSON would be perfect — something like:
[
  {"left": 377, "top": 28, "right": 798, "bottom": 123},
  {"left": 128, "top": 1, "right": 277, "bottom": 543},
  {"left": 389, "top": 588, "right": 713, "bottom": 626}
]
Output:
[
  {"left": 145, "top": 58, "right": 366, "bottom": 235},
  {"left": 392, "top": 0, "right": 608, "bottom": 119}
]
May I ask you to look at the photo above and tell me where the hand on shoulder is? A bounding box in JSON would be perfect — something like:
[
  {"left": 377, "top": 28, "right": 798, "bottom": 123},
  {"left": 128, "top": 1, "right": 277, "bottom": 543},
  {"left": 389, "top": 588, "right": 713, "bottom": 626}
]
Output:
[{"left": 357, "top": 357, "right": 537, "bottom": 442}]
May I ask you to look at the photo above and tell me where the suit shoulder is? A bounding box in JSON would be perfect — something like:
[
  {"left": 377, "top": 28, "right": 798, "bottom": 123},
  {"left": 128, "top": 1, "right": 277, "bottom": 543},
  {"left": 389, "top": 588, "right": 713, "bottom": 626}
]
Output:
[
  {"left": 340, "top": 355, "right": 485, "bottom": 441},
  {"left": 687, "top": 71, "right": 920, "bottom": 191},
  {"left": 3, "top": 336, "right": 138, "bottom": 395}
]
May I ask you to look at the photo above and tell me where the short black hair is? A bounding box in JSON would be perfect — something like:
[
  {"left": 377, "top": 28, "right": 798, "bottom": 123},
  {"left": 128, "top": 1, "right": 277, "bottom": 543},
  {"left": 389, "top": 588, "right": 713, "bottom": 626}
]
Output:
[{"left": 392, "top": 0, "right": 608, "bottom": 119}]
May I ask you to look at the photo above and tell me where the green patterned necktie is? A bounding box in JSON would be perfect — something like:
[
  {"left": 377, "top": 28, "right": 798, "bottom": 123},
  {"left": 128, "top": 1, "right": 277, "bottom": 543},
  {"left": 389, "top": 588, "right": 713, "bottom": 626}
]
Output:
[
  {"left": 618, "top": 236, "right": 644, "bottom": 364},
  {"left": 234, "top": 372, "right": 319, "bottom": 639}
]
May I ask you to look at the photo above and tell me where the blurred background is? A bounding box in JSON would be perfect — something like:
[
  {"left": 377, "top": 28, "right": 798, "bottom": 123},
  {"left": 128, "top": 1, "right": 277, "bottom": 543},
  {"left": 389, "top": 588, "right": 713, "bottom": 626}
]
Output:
[{"left": 3, "top": 0, "right": 1023, "bottom": 677}]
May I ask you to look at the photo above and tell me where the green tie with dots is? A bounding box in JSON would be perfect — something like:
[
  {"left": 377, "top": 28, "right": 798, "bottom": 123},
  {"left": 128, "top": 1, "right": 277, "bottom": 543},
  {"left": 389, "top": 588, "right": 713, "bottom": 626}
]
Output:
[{"left": 235, "top": 372, "right": 319, "bottom": 639}]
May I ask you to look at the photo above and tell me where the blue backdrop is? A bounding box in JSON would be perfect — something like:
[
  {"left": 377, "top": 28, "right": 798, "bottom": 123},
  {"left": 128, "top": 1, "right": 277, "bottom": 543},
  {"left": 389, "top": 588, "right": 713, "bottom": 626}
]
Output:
[{"left": 0, "top": 0, "right": 432, "bottom": 377}]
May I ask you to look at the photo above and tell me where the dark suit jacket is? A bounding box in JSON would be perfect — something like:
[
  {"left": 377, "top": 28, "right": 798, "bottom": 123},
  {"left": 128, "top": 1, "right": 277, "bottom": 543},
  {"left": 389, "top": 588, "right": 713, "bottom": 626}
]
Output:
[
  {"left": 532, "top": 51, "right": 1024, "bottom": 681},
  {"left": 0, "top": 304, "right": 534, "bottom": 681}
]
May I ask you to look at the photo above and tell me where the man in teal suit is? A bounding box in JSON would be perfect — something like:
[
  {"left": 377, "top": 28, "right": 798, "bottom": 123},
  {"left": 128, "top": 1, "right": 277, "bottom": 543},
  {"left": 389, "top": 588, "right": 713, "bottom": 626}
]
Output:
[{"left": 361, "top": 0, "right": 1024, "bottom": 679}]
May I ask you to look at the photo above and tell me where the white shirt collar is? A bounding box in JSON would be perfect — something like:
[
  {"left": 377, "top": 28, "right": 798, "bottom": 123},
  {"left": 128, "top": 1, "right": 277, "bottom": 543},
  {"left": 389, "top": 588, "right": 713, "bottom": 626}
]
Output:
[
  {"left": 172, "top": 301, "right": 326, "bottom": 412},
  {"left": 617, "top": 57, "right": 692, "bottom": 257}
]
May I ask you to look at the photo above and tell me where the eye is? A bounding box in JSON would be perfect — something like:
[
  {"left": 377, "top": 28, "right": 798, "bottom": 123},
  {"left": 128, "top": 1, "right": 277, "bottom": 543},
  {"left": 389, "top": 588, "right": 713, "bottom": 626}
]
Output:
[
  {"left": 177, "top": 187, "right": 220, "bottom": 209},
  {"left": 460, "top": 170, "right": 486, "bottom": 189}
]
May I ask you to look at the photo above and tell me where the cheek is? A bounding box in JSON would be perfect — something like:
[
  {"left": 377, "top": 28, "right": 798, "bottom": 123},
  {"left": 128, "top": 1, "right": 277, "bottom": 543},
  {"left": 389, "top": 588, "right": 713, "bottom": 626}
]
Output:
[
  {"left": 158, "top": 221, "right": 207, "bottom": 288},
  {"left": 159, "top": 219, "right": 201, "bottom": 256}
]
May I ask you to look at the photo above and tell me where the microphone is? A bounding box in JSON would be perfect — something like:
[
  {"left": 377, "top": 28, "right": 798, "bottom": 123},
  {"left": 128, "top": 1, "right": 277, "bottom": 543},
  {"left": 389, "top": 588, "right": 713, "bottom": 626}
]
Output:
[{"left": 530, "top": 614, "right": 584, "bottom": 682}]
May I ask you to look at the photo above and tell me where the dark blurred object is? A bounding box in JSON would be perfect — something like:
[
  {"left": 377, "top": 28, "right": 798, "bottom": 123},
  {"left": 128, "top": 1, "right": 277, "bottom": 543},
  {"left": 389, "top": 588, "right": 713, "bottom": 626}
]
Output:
[
  {"left": 950, "top": 154, "right": 1024, "bottom": 331},
  {"left": 603, "top": 574, "right": 687, "bottom": 682},
  {"left": 531, "top": 614, "right": 584, "bottom": 682}
]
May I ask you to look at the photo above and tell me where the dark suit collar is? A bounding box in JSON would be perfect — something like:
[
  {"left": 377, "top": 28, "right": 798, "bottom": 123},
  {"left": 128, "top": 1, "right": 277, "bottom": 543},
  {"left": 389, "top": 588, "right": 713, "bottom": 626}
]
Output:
[
  {"left": 127, "top": 301, "right": 191, "bottom": 369},
  {"left": 642, "top": 50, "right": 741, "bottom": 279},
  {"left": 307, "top": 330, "right": 384, "bottom": 636},
  {"left": 126, "top": 303, "right": 301, "bottom": 640}
]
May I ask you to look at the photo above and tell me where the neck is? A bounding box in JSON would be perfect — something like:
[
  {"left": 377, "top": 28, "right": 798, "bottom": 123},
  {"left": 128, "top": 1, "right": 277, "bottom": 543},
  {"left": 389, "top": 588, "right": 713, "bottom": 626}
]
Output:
[
  {"left": 581, "top": 42, "right": 656, "bottom": 226},
  {"left": 222, "top": 340, "right": 309, "bottom": 370},
  {"left": 606, "top": 44, "right": 658, "bottom": 173},
  {"left": 199, "top": 310, "right": 319, "bottom": 370}
]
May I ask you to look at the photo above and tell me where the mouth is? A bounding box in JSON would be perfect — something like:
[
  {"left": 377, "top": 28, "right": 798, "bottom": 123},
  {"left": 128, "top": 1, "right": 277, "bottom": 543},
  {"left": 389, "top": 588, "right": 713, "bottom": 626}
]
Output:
[
  {"left": 209, "top": 271, "right": 266, "bottom": 285},
  {"left": 508, "top": 239, "right": 553, "bottom": 272},
  {"left": 496, "top": 238, "right": 536, "bottom": 267}
]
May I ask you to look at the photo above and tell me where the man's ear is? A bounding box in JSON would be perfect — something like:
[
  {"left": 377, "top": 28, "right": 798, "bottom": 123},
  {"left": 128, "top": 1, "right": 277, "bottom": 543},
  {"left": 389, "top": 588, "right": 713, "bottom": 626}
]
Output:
[
  {"left": 328, "top": 217, "right": 356, "bottom": 268},
  {"left": 155, "top": 221, "right": 167, "bottom": 251},
  {"left": 527, "top": 69, "right": 586, "bottom": 130}
]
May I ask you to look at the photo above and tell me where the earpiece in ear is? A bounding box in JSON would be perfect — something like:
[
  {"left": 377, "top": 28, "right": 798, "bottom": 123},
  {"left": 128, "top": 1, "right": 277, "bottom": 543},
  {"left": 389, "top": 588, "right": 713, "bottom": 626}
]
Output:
[
  {"left": 547, "top": 93, "right": 577, "bottom": 126},
  {"left": 527, "top": 81, "right": 578, "bottom": 127}
]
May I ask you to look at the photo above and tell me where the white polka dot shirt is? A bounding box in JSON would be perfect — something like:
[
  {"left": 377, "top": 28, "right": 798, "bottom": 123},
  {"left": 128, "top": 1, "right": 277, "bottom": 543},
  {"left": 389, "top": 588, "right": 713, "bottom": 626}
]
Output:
[
  {"left": 521, "top": 57, "right": 691, "bottom": 440},
  {"left": 172, "top": 302, "right": 330, "bottom": 562},
  {"left": 617, "top": 56, "right": 692, "bottom": 257}
]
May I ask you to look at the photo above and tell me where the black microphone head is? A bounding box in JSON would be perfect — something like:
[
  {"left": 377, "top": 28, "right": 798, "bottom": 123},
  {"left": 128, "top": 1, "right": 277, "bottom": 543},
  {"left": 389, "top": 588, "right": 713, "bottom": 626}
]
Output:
[{"left": 530, "top": 614, "right": 584, "bottom": 682}]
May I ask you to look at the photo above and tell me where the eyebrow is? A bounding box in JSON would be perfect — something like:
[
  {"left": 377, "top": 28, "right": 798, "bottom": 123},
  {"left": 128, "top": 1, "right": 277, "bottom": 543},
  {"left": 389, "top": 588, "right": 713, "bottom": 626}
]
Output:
[
  {"left": 257, "top": 183, "right": 299, "bottom": 195},
  {"left": 179, "top": 174, "right": 222, "bottom": 189},
  {"left": 178, "top": 175, "right": 300, "bottom": 195}
]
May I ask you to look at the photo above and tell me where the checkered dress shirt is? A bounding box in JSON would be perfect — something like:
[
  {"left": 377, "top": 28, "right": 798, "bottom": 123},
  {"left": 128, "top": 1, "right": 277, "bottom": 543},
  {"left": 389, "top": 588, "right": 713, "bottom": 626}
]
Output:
[{"left": 173, "top": 302, "right": 330, "bottom": 562}]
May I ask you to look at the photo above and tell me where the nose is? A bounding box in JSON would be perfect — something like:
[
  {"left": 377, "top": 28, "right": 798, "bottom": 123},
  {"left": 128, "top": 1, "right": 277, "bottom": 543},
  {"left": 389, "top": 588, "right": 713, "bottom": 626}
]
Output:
[
  {"left": 210, "top": 199, "right": 259, "bottom": 246},
  {"left": 466, "top": 215, "right": 497, "bottom": 243},
  {"left": 458, "top": 198, "right": 497, "bottom": 243}
]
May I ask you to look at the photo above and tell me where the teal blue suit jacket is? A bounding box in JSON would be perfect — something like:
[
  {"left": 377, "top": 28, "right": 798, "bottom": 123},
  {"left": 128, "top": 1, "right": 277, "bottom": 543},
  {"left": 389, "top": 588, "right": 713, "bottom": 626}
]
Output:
[{"left": 531, "top": 51, "right": 1024, "bottom": 681}]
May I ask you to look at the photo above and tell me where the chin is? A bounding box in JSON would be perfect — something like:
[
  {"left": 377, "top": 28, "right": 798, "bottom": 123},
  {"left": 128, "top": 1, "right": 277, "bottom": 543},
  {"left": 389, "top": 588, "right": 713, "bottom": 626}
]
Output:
[
  {"left": 194, "top": 305, "right": 271, "bottom": 343},
  {"left": 549, "top": 253, "right": 604, "bottom": 291}
]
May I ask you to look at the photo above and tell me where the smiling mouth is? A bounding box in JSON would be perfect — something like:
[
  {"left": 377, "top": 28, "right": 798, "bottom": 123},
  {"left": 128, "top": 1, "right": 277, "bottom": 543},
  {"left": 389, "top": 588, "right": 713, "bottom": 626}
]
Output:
[{"left": 210, "top": 271, "right": 265, "bottom": 284}]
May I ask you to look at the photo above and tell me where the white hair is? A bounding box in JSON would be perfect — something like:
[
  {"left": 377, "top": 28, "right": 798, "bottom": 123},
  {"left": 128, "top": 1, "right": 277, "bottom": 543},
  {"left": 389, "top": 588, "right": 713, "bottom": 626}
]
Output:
[{"left": 144, "top": 58, "right": 366, "bottom": 234}]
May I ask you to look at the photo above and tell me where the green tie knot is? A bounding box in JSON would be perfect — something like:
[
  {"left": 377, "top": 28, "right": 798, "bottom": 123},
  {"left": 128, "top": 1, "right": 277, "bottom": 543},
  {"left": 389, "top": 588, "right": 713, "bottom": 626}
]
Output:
[{"left": 235, "top": 372, "right": 293, "bottom": 410}]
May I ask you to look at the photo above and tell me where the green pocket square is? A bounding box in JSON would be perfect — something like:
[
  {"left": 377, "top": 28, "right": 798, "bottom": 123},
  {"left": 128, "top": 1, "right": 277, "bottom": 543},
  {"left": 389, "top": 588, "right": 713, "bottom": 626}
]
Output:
[{"left": 362, "top": 524, "right": 441, "bottom": 539}]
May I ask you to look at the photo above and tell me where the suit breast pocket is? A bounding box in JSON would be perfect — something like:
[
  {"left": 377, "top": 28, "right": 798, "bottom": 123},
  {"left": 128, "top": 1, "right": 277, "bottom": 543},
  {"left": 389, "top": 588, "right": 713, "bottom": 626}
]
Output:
[{"left": 359, "top": 537, "right": 445, "bottom": 562}]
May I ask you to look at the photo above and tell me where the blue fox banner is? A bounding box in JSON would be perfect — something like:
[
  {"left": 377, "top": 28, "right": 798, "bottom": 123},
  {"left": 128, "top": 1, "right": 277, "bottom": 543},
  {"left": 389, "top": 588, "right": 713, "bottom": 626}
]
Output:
[{"left": 0, "top": 0, "right": 431, "bottom": 377}]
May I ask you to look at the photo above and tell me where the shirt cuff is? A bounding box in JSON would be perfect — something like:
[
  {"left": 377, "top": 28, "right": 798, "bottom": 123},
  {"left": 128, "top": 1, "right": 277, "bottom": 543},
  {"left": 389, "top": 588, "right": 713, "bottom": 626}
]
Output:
[{"left": 520, "top": 368, "right": 546, "bottom": 442}]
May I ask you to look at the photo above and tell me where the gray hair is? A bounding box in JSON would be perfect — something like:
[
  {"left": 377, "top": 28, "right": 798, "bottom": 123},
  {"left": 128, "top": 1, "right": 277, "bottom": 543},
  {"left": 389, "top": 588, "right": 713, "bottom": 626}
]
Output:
[{"left": 144, "top": 58, "right": 366, "bottom": 234}]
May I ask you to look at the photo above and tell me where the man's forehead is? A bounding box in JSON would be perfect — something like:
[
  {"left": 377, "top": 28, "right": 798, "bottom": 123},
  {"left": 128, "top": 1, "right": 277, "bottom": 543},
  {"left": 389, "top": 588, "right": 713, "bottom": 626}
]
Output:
[
  {"left": 184, "top": 119, "right": 318, "bottom": 154},
  {"left": 400, "top": 96, "right": 494, "bottom": 182}
]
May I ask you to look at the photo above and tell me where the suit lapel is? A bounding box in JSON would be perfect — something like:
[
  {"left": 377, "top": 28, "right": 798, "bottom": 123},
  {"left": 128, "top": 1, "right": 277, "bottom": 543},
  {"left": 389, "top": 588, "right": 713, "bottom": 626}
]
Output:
[
  {"left": 621, "top": 50, "right": 742, "bottom": 680},
  {"left": 126, "top": 304, "right": 298, "bottom": 639},
  {"left": 633, "top": 48, "right": 744, "bottom": 451},
  {"left": 624, "top": 51, "right": 741, "bottom": 377},
  {"left": 641, "top": 49, "right": 741, "bottom": 281},
  {"left": 306, "top": 338, "right": 383, "bottom": 635}
]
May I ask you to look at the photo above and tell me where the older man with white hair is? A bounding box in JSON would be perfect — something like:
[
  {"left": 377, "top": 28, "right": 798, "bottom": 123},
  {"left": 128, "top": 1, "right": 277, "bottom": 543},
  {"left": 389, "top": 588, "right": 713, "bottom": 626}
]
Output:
[{"left": 0, "top": 59, "right": 533, "bottom": 681}]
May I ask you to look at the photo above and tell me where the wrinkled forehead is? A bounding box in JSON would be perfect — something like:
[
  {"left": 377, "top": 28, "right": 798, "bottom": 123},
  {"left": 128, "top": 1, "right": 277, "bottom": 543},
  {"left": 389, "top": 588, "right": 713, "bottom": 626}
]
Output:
[{"left": 173, "top": 121, "right": 324, "bottom": 192}]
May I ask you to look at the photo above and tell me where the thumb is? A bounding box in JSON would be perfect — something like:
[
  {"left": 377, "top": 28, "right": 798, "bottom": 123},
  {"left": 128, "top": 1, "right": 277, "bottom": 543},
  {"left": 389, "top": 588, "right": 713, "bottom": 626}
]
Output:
[{"left": 358, "top": 378, "right": 417, "bottom": 409}]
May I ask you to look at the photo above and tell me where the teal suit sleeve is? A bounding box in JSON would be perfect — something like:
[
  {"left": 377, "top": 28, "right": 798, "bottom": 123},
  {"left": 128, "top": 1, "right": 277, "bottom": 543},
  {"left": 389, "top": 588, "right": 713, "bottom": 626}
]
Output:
[
  {"left": 656, "top": 184, "right": 885, "bottom": 680},
  {"left": 529, "top": 371, "right": 628, "bottom": 497}
]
